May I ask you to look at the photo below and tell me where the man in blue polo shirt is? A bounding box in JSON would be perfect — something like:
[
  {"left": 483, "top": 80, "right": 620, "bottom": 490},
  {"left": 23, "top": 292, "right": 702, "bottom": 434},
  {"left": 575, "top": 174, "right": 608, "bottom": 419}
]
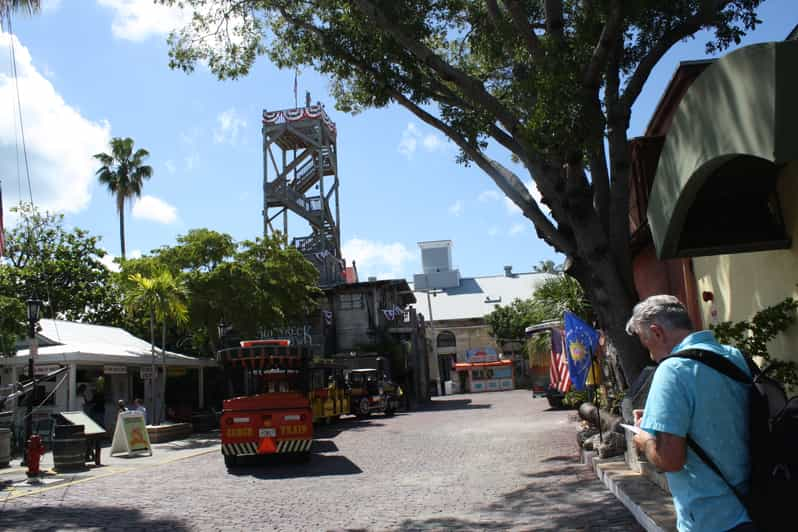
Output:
[{"left": 626, "top": 295, "right": 753, "bottom": 532}]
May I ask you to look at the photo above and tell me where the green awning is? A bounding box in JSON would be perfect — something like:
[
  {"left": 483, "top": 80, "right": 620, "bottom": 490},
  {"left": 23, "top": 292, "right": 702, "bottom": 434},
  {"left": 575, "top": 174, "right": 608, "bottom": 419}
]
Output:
[{"left": 648, "top": 41, "right": 798, "bottom": 259}]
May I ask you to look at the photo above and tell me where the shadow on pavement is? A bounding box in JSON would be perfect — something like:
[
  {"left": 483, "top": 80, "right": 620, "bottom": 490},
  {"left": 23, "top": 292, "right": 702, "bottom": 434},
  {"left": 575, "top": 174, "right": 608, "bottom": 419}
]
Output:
[
  {"left": 156, "top": 437, "right": 221, "bottom": 452},
  {"left": 314, "top": 419, "right": 385, "bottom": 438},
  {"left": 227, "top": 453, "right": 362, "bottom": 479},
  {"left": 0, "top": 505, "right": 190, "bottom": 531},
  {"left": 311, "top": 439, "right": 339, "bottom": 453},
  {"left": 397, "top": 456, "right": 644, "bottom": 532},
  {"left": 417, "top": 399, "right": 492, "bottom": 412}
]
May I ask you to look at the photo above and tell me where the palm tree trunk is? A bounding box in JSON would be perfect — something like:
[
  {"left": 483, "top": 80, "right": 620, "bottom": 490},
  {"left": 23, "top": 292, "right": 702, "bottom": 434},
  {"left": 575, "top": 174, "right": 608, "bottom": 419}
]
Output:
[
  {"left": 149, "top": 309, "right": 155, "bottom": 424},
  {"left": 161, "top": 320, "right": 167, "bottom": 425},
  {"left": 118, "top": 193, "right": 126, "bottom": 260}
]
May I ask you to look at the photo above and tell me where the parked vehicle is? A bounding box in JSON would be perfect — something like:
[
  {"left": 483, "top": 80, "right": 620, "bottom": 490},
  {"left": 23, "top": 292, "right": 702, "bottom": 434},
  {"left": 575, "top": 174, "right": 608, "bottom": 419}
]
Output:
[
  {"left": 347, "top": 367, "right": 400, "bottom": 417},
  {"left": 218, "top": 343, "right": 314, "bottom": 467}
]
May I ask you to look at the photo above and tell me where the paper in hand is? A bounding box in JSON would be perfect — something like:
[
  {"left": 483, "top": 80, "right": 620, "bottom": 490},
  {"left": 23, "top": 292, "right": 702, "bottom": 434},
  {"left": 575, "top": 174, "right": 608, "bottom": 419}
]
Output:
[{"left": 620, "top": 423, "right": 642, "bottom": 434}]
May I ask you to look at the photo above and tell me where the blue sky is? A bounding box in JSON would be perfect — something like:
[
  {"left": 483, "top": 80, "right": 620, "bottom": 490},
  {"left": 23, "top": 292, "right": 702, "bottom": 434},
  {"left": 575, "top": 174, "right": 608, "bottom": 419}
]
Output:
[{"left": 1, "top": 1, "right": 795, "bottom": 281}]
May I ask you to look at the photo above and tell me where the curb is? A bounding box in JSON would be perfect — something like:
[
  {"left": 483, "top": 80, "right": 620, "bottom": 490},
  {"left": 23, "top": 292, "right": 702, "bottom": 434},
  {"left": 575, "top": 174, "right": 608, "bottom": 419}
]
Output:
[{"left": 583, "top": 450, "right": 678, "bottom": 532}]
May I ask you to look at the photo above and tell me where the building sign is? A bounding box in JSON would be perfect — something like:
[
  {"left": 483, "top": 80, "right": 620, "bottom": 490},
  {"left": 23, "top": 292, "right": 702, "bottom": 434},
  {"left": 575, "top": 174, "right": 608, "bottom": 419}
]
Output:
[
  {"left": 110, "top": 411, "right": 152, "bottom": 457},
  {"left": 167, "top": 367, "right": 187, "bottom": 377},
  {"left": 260, "top": 325, "right": 313, "bottom": 346},
  {"left": 466, "top": 347, "right": 499, "bottom": 363},
  {"left": 103, "top": 365, "right": 127, "bottom": 375},
  {"left": 140, "top": 367, "right": 155, "bottom": 380},
  {"left": 33, "top": 364, "right": 62, "bottom": 376}
]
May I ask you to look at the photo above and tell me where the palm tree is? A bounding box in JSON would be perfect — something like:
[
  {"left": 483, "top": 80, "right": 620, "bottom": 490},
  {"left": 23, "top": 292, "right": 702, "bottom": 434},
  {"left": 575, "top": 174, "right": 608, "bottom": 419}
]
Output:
[
  {"left": 126, "top": 273, "right": 159, "bottom": 424},
  {"left": 151, "top": 271, "right": 188, "bottom": 424},
  {"left": 532, "top": 260, "right": 563, "bottom": 274},
  {"left": 126, "top": 271, "right": 187, "bottom": 424},
  {"left": 0, "top": 1, "right": 40, "bottom": 19},
  {"left": 94, "top": 138, "right": 153, "bottom": 260}
]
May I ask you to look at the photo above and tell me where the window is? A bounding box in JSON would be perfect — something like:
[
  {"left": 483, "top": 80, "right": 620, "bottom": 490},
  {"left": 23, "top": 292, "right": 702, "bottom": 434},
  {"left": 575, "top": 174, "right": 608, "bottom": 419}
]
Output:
[
  {"left": 437, "top": 331, "right": 456, "bottom": 348},
  {"left": 338, "top": 293, "right": 364, "bottom": 310}
]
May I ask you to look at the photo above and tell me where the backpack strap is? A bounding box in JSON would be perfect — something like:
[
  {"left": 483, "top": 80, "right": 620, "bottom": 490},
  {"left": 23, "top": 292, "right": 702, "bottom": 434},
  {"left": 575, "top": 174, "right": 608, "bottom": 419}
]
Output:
[
  {"left": 663, "top": 348, "right": 752, "bottom": 384},
  {"left": 662, "top": 348, "right": 752, "bottom": 513},
  {"left": 685, "top": 436, "right": 750, "bottom": 511}
]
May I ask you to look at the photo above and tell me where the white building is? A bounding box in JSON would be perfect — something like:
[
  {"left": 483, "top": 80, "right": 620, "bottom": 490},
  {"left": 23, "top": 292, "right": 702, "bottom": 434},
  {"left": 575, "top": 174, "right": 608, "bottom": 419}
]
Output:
[
  {"left": 410, "top": 240, "right": 554, "bottom": 394},
  {"left": 0, "top": 320, "right": 215, "bottom": 431}
]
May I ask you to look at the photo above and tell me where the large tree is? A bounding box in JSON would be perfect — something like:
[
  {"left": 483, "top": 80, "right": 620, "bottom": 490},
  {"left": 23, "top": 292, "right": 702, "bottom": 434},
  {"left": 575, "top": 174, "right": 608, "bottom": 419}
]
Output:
[
  {"left": 161, "top": 0, "right": 763, "bottom": 386},
  {"left": 94, "top": 137, "right": 153, "bottom": 260},
  {"left": 121, "top": 229, "right": 321, "bottom": 357},
  {"left": 0, "top": 202, "right": 123, "bottom": 325}
]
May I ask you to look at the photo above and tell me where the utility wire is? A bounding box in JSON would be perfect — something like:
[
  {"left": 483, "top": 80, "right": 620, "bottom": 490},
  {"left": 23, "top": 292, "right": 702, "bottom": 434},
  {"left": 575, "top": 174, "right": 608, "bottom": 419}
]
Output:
[{"left": 6, "top": 14, "right": 33, "bottom": 204}]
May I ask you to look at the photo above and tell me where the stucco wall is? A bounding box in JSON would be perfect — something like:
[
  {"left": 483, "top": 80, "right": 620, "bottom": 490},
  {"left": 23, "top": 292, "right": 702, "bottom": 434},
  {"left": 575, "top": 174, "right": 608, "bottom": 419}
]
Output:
[{"left": 692, "top": 161, "right": 798, "bottom": 361}]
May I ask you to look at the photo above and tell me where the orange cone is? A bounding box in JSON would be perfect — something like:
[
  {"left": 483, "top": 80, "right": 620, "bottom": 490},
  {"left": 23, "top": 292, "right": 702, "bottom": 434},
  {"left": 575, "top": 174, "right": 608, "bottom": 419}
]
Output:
[{"left": 258, "top": 437, "right": 276, "bottom": 454}]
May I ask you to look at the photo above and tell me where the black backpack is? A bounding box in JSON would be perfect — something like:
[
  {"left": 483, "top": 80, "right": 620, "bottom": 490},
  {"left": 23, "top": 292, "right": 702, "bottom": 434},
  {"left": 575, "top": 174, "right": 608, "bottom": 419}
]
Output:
[{"left": 666, "top": 349, "right": 798, "bottom": 532}]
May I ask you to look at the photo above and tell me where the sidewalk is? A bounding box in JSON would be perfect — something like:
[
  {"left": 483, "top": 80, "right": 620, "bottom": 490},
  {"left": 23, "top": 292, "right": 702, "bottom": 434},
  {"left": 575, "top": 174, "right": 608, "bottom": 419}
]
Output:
[
  {"left": 0, "top": 431, "right": 220, "bottom": 502},
  {"left": 583, "top": 450, "right": 678, "bottom": 532}
]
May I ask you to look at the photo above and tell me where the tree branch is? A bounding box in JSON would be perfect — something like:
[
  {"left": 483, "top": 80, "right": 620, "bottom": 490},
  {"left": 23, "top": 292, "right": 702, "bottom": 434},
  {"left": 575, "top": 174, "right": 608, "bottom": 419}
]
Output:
[
  {"left": 582, "top": 0, "right": 623, "bottom": 91},
  {"left": 353, "top": 0, "right": 521, "bottom": 138},
  {"left": 501, "top": 0, "right": 542, "bottom": 59},
  {"left": 389, "top": 90, "right": 574, "bottom": 255},
  {"left": 544, "top": 0, "right": 564, "bottom": 40},
  {"left": 620, "top": 1, "right": 730, "bottom": 111}
]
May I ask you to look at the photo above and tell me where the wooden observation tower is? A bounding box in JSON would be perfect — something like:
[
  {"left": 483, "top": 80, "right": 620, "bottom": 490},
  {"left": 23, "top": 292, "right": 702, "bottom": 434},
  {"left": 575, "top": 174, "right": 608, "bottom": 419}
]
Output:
[{"left": 262, "top": 99, "right": 343, "bottom": 286}]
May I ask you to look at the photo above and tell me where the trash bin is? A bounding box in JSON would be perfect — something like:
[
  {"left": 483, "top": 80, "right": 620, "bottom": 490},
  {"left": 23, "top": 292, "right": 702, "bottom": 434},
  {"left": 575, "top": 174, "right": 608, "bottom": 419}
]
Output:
[
  {"left": 53, "top": 424, "right": 86, "bottom": 472},
  {"left": 0, "top": 428, "right": 10, "bottom": 467}
]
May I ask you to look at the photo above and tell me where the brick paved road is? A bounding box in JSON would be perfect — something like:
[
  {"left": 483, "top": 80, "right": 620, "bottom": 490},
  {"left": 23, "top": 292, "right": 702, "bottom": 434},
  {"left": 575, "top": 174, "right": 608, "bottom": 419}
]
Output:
[{"left": 0, "top": 390, "right": 641, "bottom": 531}]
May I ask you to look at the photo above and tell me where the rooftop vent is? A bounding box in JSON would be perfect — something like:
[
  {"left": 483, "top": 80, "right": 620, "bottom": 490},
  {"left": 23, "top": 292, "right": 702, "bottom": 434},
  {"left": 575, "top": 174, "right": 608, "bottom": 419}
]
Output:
[{"left": 504, "top": 265, "right": 513, "bottom": 277}]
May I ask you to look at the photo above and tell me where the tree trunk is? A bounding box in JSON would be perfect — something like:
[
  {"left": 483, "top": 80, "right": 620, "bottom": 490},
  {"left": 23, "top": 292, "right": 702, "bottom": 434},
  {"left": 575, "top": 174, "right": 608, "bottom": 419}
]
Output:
[
  {"left": 118, "top": 195, "right": 126, "bottom": 260},
  {"left": 149, "top": 310, "right": 155, "bottom": 425},
  {"left": 161, "top": 320, "right": 167, "bottom": 426}
]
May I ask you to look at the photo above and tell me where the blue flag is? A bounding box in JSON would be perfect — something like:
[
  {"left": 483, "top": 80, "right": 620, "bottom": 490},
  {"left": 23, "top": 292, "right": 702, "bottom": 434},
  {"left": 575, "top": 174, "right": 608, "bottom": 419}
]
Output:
[{"left": 564, "top": 312, "right": 599, "bottom": 391}]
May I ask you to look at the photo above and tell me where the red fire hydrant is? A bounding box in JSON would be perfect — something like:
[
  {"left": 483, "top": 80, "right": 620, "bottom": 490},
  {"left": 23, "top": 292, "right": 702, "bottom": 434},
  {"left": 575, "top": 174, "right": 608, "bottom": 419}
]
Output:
[{"left": 26, "top": 435, "right": 44, "bottom": 478}]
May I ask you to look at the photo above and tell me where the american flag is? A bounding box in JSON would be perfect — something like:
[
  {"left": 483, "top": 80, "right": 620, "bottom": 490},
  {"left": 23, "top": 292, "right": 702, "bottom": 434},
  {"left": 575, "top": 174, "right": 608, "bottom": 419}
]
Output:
[{"left": 550, "top": 327, "right": 571, "bottom": 392}]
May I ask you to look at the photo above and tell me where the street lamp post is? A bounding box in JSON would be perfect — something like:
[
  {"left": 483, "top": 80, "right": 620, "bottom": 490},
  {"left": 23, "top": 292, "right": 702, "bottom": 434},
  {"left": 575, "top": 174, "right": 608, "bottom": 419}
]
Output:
[
  {"left": 23, "top": 296, "right": 42, "bottom": 465},
  {"left": 217, "top": 320, "right": 228, "bottom": 349}
]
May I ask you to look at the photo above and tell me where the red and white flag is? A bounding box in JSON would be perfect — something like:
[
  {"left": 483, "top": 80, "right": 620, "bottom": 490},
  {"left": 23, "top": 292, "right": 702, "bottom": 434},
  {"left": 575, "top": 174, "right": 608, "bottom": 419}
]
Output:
[{"left": 549, "top": 327, "right": 571, "bottom": 393}]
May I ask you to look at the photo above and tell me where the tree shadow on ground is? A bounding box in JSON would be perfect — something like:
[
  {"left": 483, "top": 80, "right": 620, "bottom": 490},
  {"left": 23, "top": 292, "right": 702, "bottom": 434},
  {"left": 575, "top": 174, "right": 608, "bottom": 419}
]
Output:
[
  {"left": 417, "top": 399, "right": 492, "bottom": 412},
  {"left": 397, "top": 456, "right": 643, "bottom": 532},
  {"left": 0, "top": 504, "right": 190, "bottom": 531},
  {"left": 227, "top": 453, "right": 362, "bottom": 479}
]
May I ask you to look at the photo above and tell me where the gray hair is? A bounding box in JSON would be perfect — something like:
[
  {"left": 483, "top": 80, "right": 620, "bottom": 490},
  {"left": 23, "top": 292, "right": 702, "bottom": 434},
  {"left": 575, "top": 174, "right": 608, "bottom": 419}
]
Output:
[{"left": 625, "top": 295, "right": 693, "bottom": 337}]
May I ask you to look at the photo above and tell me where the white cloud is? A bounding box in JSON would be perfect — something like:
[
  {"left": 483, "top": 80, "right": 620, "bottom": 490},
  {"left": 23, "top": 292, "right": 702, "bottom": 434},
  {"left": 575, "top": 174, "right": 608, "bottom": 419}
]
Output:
[
  {"left": 131, "top": 195, "right": 178, "bottom": 224},
  {"left": 129, "top": 249, "right": 143, "bottom": 259},
  {"left": 164, "top": 160, "right": 176, "bottom": 174},
  {"left": 422, "top": 133, "right": 445, "bottom": 152},
  {"left": 97, "top": 0, "right": 191, "bottom": 41},
  {"left": 342, "top": 238, "right": 415, "bottom": 280},
  {"left": 509, "top": 223, "right": 525, "bottom": 236},
  {"left": 479, "top": 190, "right": 500, "bottom": 202},
  {"left": 0, "top": 33, "right": 111, "bottom": 215},
  {"left": 398, "top": 123, "right": 418, "bottom": 157},
  {"left": 99, "top": 252, "right": 120, "bottom": 272},
  {"left": 447, "top": 200, "right": 463, "bottom": 217},
  {"left": 213, "top": 108, "right": 247, "bottom": 145},
  {"left": 184, "top": 153, "right": 199, "bottom": 171},
  {"left": 398, "top": 122, "right": 448, "bottom": 158}
]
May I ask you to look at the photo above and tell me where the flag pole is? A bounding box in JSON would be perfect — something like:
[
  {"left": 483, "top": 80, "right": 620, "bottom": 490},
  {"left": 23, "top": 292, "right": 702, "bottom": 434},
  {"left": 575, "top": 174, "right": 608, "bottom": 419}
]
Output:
[{"left": 590, "top": 343, "right": 602, "bottom": 444}]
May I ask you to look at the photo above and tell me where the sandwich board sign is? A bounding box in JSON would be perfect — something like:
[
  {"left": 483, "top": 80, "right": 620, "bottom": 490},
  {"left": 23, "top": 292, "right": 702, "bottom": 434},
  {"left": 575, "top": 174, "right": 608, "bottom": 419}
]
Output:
[{"left": 110, "top": 411, "right": 152, "bottom": 457}]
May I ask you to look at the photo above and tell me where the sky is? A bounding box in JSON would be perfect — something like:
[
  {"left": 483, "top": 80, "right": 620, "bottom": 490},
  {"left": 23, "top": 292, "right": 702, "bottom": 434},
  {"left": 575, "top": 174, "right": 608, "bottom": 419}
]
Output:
[{"left": 1, "top": 0, "right": 795, "bottom": 281}]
